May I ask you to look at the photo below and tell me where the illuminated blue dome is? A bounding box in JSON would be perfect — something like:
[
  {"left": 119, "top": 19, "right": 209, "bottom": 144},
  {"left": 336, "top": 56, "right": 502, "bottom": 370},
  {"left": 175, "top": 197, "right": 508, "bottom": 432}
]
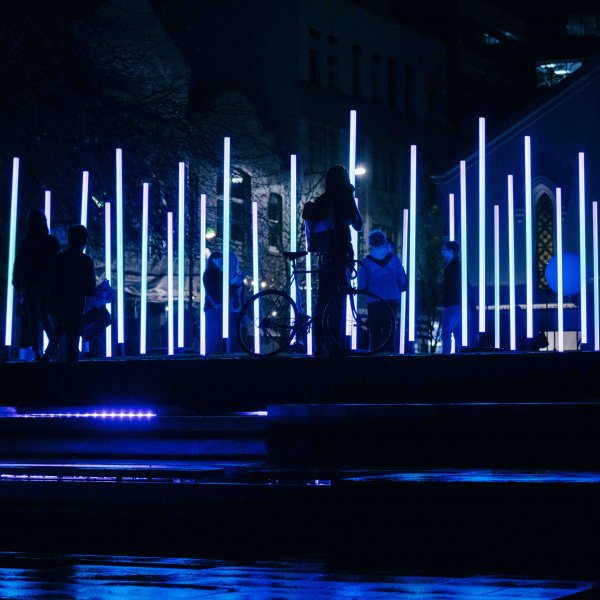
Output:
[{"left": 545, "top": 252, "right": 581, "bottom": 296}]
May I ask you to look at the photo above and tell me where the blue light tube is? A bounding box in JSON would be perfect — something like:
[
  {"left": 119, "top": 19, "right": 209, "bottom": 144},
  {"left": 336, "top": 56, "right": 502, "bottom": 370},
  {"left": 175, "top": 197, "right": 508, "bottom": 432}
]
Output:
[
  {"left": 399, "top": 208, "right": 409, "bottom": 354},
  {"left": 593, "top": 201, "right": 599, "bottom": 351},
  {"left": 349, "top": 110, "right": 357, "bottom": 188},
  {"left": 252, "top": 200, "right": 260, "bottom": 354},
  {"left": 494, "top": 204, "right": 500, "bottom": 349},
  {"left": 290, "top": 155, "right": 297, "bottom": 320},
  {"left": 222, "top": 138, "right": 231, "bottom": 345},
  {"left": 578, "top": 152, "right": 587, "bottom": 344},
  {"left": 306, "top": 248, "right": 313, "bottom": 356},
  {"left": 199, "top": 194, "right": 207, "bottom": 356},
  {"left": 167, "top": 212, "right": 174, "bottom": 356},
  {"left": 449, "top": 193, "right": 455, "bottom": 242},
  {"left": 43, "top": 191, "right": 52, "bottom": 351},
  {"left": 507, "top": 176, "right": 516, "bottom": 351},
  {"left": 408, "top": 145, "right": 417, "bottom": 342},
  {"left": 4, "top": 157, "right": 19, "bottom": 347},
  {"left": 178, "top": 161, "right": 185, "bottom": 349},
  {"left": 479, "top": 117, "right": 486, "bottom": 333},
  {"left": 556, "top": 187, "right": 564, "bottom": 352},
  {"left": 105, "top": 202, "right": 112, "bottom": 357},
  {"left": 115, "top": 149, "right": 125, "bottom": 345},
  {"left": 524, "top": 137, "right": 533, "bottom": 338},
  {"left": 140, "top": 183, "right": 149, "bottom": 355}
]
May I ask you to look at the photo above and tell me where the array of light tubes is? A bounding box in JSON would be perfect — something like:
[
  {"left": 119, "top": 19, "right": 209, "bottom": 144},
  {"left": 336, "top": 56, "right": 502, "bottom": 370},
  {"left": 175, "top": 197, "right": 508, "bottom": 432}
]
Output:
[{"left": 4, "top": 111, "right": 600, "bottom": 357}]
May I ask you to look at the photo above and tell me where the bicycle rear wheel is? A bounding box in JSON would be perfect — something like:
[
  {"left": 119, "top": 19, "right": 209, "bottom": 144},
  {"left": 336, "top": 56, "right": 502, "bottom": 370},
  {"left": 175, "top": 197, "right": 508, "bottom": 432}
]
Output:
[
  {"left": 323, "top": 289, "right": 396, "bottom": 355},
  {"left": 237, "top": 290, "right": 299, "bottom": 356}
]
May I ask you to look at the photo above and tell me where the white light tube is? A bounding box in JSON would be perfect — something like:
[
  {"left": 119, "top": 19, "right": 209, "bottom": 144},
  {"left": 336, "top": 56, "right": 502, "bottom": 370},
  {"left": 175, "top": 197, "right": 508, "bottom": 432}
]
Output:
[
  {"left": 178, "top": 161, "right": 185, "bottom": 349},
  {"left": 222, "top": 137, "right": 231, "bottom": 347},
  {"left": 105, "top": 202, "right": 112, "bottom": 358},
  {"left": 507, "top": 176, "right": 516, "bottom": 351},
  {"left": 494, "top": 204, "right": 500, "bottom": 349},
  {"left": 167, "top": 212, "right": 174, "bottom": 356},
  {"left": 115, "top": 148, "right": 125, "bottom": 345},
  {"left": 290, "top": 155, "right": 297, "bottom": 322},
  {"left": 524, "top": 136, "right": 533, "bottom": 338},
  {"left": 140, "top": 183, "right": 149, "bottom": 355},
  {"left": 43, "top": 190, "right": 51, "bottom": 351},
  {"left": 4, "top": 157, "right": 19, "bottom": 348},
  {"left": 593, "top": 201, "right": 599, "bottom": 351},
  {"left": 252, "top": 201, "right": 260, "bottom": 354},
  {"left": 460, "top": 160, "right": 468, "bottom": 347},
  {"left": 80, "top": 170, "right": 89, "bottom": 228},
  {"left": 399, "top": 208, "right": 409, "bottom": 354},
  {"left": 556, "top": 187, "right": 564, "bottom": 352},
  {"left": 349, "top": 110, "right": 357, "bottom": 188},
  {"left": 479, "top": 117, "right": 486, "bottom": 333},
  {"left": 199, "top": 194, "right": 207, "bottom": 356},
  {"left": 578, "top": 152, "right": 587, "bottom": 344},
  {"left": 408, "top": 145, "right": 417, "bottom": 342}
]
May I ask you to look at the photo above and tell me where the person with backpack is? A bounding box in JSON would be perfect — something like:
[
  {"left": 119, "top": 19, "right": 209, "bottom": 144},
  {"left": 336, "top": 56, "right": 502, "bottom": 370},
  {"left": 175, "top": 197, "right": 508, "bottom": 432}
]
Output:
[
  {"left": 302, "top": 164, "right": 363, "bottom": 355},
  {"left": 358, "top": 229, "right": 407, "bottom": 352}
]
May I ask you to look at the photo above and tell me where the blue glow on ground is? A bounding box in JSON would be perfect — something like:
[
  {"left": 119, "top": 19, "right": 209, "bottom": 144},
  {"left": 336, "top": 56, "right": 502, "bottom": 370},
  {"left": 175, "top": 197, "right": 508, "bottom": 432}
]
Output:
[{"left": 16, "top": 410, "right": 156, "bottom": 419}]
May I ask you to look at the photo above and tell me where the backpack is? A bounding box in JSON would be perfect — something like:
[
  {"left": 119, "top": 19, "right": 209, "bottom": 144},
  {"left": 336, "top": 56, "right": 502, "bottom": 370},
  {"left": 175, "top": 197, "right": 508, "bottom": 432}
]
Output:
[{"left": 302, "top": 200, "right": 335, "bottom": 253}]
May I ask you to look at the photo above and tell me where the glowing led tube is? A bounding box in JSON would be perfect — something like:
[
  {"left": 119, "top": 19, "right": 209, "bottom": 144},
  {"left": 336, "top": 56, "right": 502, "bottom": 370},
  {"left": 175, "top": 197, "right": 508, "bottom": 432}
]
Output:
[
  {"left": 593, "top": 201, "right": 599, "bottom": 351},
  {"left": 290, "top": 155, "right": 297, "bottom": 321},
  {"left": 556, "top": 187, "right": 564, "bottom": 352},
  {"left": 140, "top": 183, "right": 149, "bottom": 355},
  {"left": 252, "top": 200, "right": 260, "bottom": 354},
  {"left": 524, "top": 136, "right": 533, "bottom": 339},
  {"left": 199, "top": 194, "right": 207, "bottom": 356},
  {"left": 494, "top": 204, "right": 500, "bottom": 349},
  {"left": 399, "top": 208, "right": 408, "bottom": 354},
  {"left": 4, "top": 157, "right": 19, "bottom": 348},
  {"left": 178, "top": 161, "right": 185, "bottom": 349},
  {"left": 449, "top": 193, "right": 455, "bottom": 242},
  {"left": 115, "top": 148, "right": 125, "bottom": 345},
  {"left": 408, "top": 145, "right": 417, "bottom": 342},
  {"left": 80, "top": 170, "right": 89, "bottom": 228},
  {"left": 507, "top": 175, "right": 516, "bottom": 351},
  {"left": 167, "top": 212, "right": 174, "bottom": 356},
  {"left": 479, "top": 117, "right": 486, "bottom": 334},
  {"left": 460, "top": 160, "right": 468, "bottom": 347},
  {"left": 306, "top": 248, "right": 313, "bottom": 356},
  {"left": 222, "top": 137, "right": 231, "bottom": 349},
  {"left": 43, "top": 191, "right": 52, "bottom": 351},
  {"left": 579, "top": 152, "right": 587, "bottom": 344},
  {"left": 105, "top": 202, "right": 112, "bottom": 357}
]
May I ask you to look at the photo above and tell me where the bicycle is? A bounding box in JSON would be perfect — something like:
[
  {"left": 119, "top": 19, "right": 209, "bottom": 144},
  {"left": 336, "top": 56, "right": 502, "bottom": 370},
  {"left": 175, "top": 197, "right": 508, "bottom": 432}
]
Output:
[{"left": 236, "top": 250, "right": 396, "bottom": 357}]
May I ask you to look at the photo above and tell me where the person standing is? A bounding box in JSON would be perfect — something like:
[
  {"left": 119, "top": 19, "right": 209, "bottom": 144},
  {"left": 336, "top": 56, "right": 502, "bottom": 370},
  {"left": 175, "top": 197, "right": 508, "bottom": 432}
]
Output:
[
  {"left": 42, "top": 224, "right": 96, "bottom": 364},
  {"left": 302, "top": 164, "right": 363, "bottom": 355},
  {"left": 203, "top": 250, "right": 245, "bottom": 355},
  {"left": 358, "top": 229, "right": 407, "bottom": 352},
  {"left": 441, "top": 240, "right": 462, "bottom": 354},
  {"left": 12, "top": 209, "right": 60, "bottom": 360}
]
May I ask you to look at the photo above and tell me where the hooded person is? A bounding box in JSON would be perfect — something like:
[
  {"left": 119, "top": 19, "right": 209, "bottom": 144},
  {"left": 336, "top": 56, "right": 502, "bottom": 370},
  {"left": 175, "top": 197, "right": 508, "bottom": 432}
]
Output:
[{"left": 358, "top": 229, "right": 407, "bottom": 352}]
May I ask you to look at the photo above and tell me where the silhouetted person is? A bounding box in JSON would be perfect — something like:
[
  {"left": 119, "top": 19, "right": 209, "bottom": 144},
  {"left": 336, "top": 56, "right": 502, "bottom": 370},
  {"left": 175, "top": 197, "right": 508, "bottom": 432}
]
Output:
[
  {"left": 358, "top": 229, "right": 407, "bottom": 352},
  {"left": 203, "top": 250, "right": 245, "bottom": 354},
  {"left": 42, "top": 225, "right": 96, "bottom": 364},
  {"left": 12, "top": 209, "right": 60, "bottom": 360},
  {"left": 302, "top": 164, "right": 363, "bottom": 354},
  {"left": 441, "top": 240, "right": 463, "bottom": 354}
]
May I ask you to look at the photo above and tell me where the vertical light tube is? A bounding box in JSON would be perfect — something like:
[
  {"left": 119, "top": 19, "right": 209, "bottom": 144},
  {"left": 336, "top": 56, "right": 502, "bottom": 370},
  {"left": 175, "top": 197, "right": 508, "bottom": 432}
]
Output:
[
  {"left": 4, "top": 157, "right": 19, "bottom": 348},
  {"left": 399, "top": 208, "right": 409, "bottom": 354},
  {"left": 460, "top": 160, "right": 468, "bottom": 347},
  {"left": 44, "top": 191, "right": 51, "bottom": 229},
  {"left": 80, "top": 170, "right": 89, "bottom": 228},
  {"left": 507, "top": 176, "right": 516, "bottom": 351},
  {"left": 578, "top": 152, "right": 588, "bottom": 344},
  {"left": 222, "top": 137, "right": 231, "bottom": 346},
  {"left": 252, "top": 200, "right": 260, "bottom": 354},
  {"left": 524, "top": 136, "right": 533, "bottom": 338},
  {"left": 290, "top": 155, "right": 297, "bottom": 323},
  {"left": 349, "top": 197, "right": 359, "bottom": 347},
  {"left": 479, "top": 117, "right": 486, "bottom": 334},
  {"left": 140, "top": 183, "right": 149, "bottom": 355},
  {"left": 449, "top": 193, "right": 455, "bottom": 242},
  {"left": 105, "top": 202, "right": 112, "bottom": 358},
  {"left": 167, "top": 212, "right": 174, "bottom": 356},
  {"left": 199, "top": 194, "right": 207, "bottom": 356},
  {"left": 43, "top": 190, "right": 51, "bottom": 351},
  {"left": 115, "top": 148, "right": 125, "bottom": 345},
  {"left": 556, "top": 187, "right": 564, "bottom": 352},
  {"left": 306, "top": 249, "right": 313, "bottom": 356},
  {"left": 177, "top": 161, "right": 185, "bottom": 349},
  {"left": 408, "top": 145, "right": 417, "bottom": 342},
  {"left": 348, "top": 110, "right": 358, "bottom": 262},
  {"left": 494, "top": 204, "right": 500, "bottom": 349},
  {"left": 592, "top": 201, "right": 599, "bottom": 351}
]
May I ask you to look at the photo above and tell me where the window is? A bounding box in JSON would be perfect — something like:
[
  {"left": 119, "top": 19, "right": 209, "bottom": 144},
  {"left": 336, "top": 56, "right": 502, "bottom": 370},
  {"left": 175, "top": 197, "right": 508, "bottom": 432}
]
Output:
[
  {"left": 372, "top": 142, "right": 399, "bottom": 193},
  {"left": 327, "top": 35, "right": 338, "bottom": 89},
  {"left": 536, "top": 193, "right": 554, "bottom": 289},
  {"left": 216, "top": 170, "right": 251, "bottom": 244},
  {"left": 352, "top": 45, "right": 361, "bottom": 97},
  {"left": 405, "top": 65, "right": 415, "bottom": 116},
  {"left": 267, "top": 193, "right": 283, "bottom": 248},
  {"left": 387, "top": 58, "right": 396, "bottom": 109},
  {"left": 309, "top": 28, "right": 321, "bottom": 85},
  {"left": 371, "top": 52, "right": 381, "bottom": 103},
  {"left": 308, "top": 122, "right": 339, "bottom": 173}
]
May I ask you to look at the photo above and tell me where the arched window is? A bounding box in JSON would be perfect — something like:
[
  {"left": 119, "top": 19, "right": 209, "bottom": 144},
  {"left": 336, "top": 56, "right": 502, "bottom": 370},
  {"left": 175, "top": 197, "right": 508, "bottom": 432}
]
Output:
[
  {"left": 268, "top": 193, "right": 282, "bottom": 248},
  {"left": 536, "top": 193, "right": 554, "bottom": 289}
]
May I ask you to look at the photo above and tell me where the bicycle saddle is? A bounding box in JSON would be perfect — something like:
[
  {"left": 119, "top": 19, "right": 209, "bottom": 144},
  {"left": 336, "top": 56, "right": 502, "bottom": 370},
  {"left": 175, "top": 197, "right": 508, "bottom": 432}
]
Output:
[{"left": 283, "top": 251, "right": 308, "bottom": 260}]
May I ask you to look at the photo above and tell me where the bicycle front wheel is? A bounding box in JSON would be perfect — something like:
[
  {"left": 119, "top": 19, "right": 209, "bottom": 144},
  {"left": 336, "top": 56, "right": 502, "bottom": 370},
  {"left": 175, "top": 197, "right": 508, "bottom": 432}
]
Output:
[
  {"left": 323, "top": 289, "right": 396, "bottom": 355},
  {"left": 237, "top": 290, "right": 299, "bottom": 357}
]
